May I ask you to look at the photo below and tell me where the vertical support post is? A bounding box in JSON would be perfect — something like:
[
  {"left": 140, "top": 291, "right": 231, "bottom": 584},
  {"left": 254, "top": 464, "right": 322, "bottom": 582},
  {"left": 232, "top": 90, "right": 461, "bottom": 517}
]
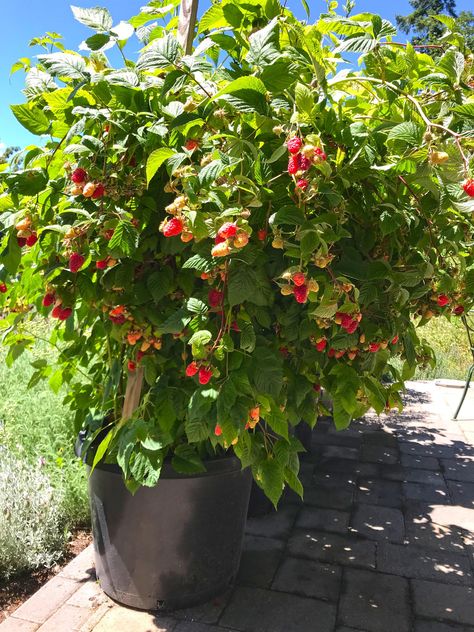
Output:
[
  {"left": 122, "top": 367, "right": 144, "bottom": 421},
  {"left": 178, "top": 0, "right": 200, "bottom": 54}
]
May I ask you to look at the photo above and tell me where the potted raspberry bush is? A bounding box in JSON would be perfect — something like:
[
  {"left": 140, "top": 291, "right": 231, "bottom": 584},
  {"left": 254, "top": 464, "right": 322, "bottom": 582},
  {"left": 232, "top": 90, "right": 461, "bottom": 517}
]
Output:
[{"left": 1, "top": 0, "right": 474, "bottom": 610}]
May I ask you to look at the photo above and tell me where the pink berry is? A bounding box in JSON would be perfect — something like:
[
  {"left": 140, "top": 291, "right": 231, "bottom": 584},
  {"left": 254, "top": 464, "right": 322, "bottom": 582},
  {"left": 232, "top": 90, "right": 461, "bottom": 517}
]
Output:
[
  {"left": 208, "top": 289, "right": 223, "bottom": 308},
  {"left": 162, "top": 217, "right": 183, "bottom": 237},
  {"left": 92, "top": 183, "right": 105, "bottom": 199},
  {"left": 296, "top": 178, "right": 309, "bottom": 190},
  {"left": 186, "top": 361, "right": 199, "bottom": 377},
  {"left": 42, "top": 292, "right": 55, "bottom": 307},
  {"left": 299, "top": 155, "right": 311, "bottom": 171},
  {"left": 128, "top": 360, "right": 136, "bottom": 372},
  {"left": 462, "top": 178, "right": 474, "bottom": 197},
  {"left": 437, "top": 294, "right": 450, "bottom": 307},
  {"left": 453, "top": 305, "right": 465, "bottom": 316},
  {"left": 315, "top": 338, "right": 327, "bottom": 352},
  {"left": 293, "top": 284, "right": 309, "bottom": 303},
  {"left": 217, "top": 222, "right": 237, "bottom": 239},
  {"left": 0, "top": 283, "right": 7, "bottom": 294},
  {"left": 287, "top": 137, "right": 302, "bottom": 154},
  {"left": 58, "top": 307, "right": 73, "bottom": 321},
  {"left": 17, "top": 237, "right": 27, "bottom": 247},
  {"left": 96, "top": 259, "right": 108, "bottom": 269},
  {"left": 214, "top": 423, "right": 223, "bottom": 437},
  {"left": 26, "top": 232, "right": 38, "bottom": 247},
  {"left": 368, "top": 342, "right": 380, "bottom": 353},
  {"left": 198, "top": 366, "right": 213, "bottom": 385},
  {"left": 71, "top": 168, "right": 87, "bottom": 184},
  {"left": 288, "top": 154, "right": 301, "bottom": 175},
  {"left": 69, "top": 252, "right": 85, "bottom": 273}
]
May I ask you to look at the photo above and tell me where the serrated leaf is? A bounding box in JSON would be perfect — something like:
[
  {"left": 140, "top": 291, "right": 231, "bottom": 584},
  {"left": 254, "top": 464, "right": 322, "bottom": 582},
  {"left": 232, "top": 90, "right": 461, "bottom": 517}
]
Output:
[
  {"left": 10, "top": 103, "right": 50, "bottom": 135},
  {"left": 256, "top": 458, "right": 284, "bottom": 507},
  {"left": 240, "top": 322, "right": 256, "bottom": 353},
  {"left": 198, "top": 159, "right": 225, "bottom": 187},
  {"left": 146, "top": 147, "right": 175, "bottom": 184},
  {"left": 82, "top": 33, "right": 111, "bottom": 51},
  {"left": 335, "top": 35, "right": 377, "bottom": 53},
  {"left": 71, "top": 5, "right": 113, "bottom": 31},
  {"left": 247, "top": 18, "right": 279, "bottom": 66},
  {"left": 182, "top": 253, "right": 214, "bottom": 272},
  {"left": 137, "top": 34, "right": 180, "bottom": 71},
  {"left": 108, "top": 220, "right": 138, "bottom": 256},
  {"left": 186, "top": 298, "right": 208, "bottom": 315},
  {"left": 387, "top": 122, "right": 423, "bottom": 146},
  {"left": 37, "top": 53, "right": 87, "bottom": 79},
  {"left": 5, "top": 169, "right": 48, "bottom": 195}
]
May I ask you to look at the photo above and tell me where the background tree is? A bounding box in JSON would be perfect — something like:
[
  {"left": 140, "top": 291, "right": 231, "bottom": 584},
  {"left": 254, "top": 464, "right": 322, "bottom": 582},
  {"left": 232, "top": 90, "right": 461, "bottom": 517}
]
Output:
[
  {"left": 397, "top": 0, "right": 474, "bottom": 51},
  {"left": 0, "top": 146, "right": 19, "bottom": 164}
]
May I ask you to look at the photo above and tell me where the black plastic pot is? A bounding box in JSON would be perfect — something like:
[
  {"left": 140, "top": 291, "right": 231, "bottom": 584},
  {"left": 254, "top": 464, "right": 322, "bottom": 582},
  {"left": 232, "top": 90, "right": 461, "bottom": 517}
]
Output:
[{"left": 88, "top": 457, "right": 251, "bottom": 611}]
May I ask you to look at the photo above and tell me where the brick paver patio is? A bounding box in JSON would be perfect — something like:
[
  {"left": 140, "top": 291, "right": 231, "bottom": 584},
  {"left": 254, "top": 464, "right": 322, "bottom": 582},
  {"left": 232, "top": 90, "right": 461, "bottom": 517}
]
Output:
[{"left": 2, "top": 380, "right": 474, "bottom": 632}]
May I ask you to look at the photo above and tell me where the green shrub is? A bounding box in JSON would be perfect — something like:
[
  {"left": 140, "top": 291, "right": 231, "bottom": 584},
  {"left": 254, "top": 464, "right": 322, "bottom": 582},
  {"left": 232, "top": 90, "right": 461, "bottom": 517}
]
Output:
[{"left": 0, "top": 449, "right": 67, "bottom": 580}]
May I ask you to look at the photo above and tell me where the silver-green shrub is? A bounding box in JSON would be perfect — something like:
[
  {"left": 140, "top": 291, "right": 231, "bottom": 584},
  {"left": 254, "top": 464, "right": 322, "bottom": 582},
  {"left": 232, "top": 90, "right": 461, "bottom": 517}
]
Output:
[{"left": 0, "top": 448, "right": 67, "bottom": 580}]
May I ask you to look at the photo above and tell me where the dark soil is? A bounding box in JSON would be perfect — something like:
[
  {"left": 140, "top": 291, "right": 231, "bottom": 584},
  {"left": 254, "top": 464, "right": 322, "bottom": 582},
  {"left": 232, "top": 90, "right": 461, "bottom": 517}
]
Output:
[{"left": 0, "top": 529, "right": 92, "bottom": 623}]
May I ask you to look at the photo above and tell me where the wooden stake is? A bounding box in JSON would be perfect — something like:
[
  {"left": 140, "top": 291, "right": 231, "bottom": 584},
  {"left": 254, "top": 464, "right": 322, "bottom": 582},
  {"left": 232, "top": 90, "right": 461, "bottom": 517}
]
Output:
[
  {"left": 121, "top": 367, "right": 144, "bottom": 421},
  {"left": 178, "top": 0, "right": 199, "bottom": 55}
]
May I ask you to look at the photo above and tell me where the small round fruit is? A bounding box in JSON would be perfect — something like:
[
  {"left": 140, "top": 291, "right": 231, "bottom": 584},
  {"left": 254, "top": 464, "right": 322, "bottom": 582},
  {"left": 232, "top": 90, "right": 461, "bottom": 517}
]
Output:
[
  {"left": 214, "top": 423, "right": 223, "bottom": 437},
  {"left": 211, "top": 241, "right": 232, "bottom": 257},
  {"left": 82, "top": 182, "right": 96, "bottom": 198},
  {"left": 217, "top": 222, "right": 238, "bottom": 239},
  {"left": 26, "top": 232, "right": 38, "bottom": 247},
  {"left": 199, "top": 366, "right": 213, "bottom": 385},
  {"left": 15, "top": 217, "right": 32, "bottom": 231},
  {"left": 185, "top": 139, "right": 199, "bottom": 151},
  {"left": 287, "top": 137, "right": 302, "bottom": 154},
  {"left": 71, "top": 168, "right": 87, "bottom": 183},
  {"left": 272, "top": 236, "right": 284, "bottom": 249},
  {"left": 92, "top": 183, "right": 105, "bottom": 199},
  {"left": 128, "top": 360, "right": 136, "bottom": 372},
  {"left": 257, "top": 229, "right": 267, "bottom": 241},
  {"left": 429, "top": 150, "right": 449, "bottom": 165},
  {"left": 162, "top": 217, "right": 183, "bottom": 237},
  {"left": 233, "top": 231, "right": 249, "bottom": 248},
  {"left": 96, "top": 259, "right": 108, "bottom": 270},
  {"left": 42, "top": 292, "right": 55, "bottom": 307},
  {"left": 293, "top": 284, "right": 309, "bottom": 304},
  {"left": 292, "top": 272, "right": 306, "bottom": 286},
  {"left": 69, "top": 252, "right": 85, "bottom": 273},
  {"left": 462, "top": 178, "right": 474, "bottom": 197},
  {"left": 186, "top": 361, "right": 199, "bottom": 377},
  {"left": 0, "top": 283, "right": 7, "bottom": 293}
]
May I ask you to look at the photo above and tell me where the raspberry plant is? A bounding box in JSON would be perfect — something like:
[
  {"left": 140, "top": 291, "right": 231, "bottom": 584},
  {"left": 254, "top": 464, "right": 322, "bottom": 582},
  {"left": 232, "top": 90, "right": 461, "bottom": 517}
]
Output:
[{"left": 1, "top": 1, "right": 473, "bottom": 504}]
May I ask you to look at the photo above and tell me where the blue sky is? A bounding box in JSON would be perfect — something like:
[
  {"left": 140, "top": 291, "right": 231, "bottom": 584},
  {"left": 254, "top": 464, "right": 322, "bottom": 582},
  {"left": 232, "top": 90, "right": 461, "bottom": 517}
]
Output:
[{"left": 0, "top": 0, "right": 471, "bottom": 149}]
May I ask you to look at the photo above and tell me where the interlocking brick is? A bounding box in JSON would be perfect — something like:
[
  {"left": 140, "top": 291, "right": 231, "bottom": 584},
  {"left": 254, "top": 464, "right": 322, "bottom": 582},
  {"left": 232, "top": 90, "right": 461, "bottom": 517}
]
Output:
[
  {"left": 319, "top": 445, "right": 360, "bottom": 461},
  {"left": 399, "top": 442, "right": 456, "bottom": 459},
  {"left": 296, "top": 507, "right": 350, "bottom": 534},
  {"left": 442, "top": 458, "right": 474, "bottom": 483},
  {"left": 401, "top": 454, "right": 440, "bottom": 470},
  {"left": 447, "top": 481, "right": 474, "bottom": 508},
  {"left": 59, "top": 545, "right": 95, "bottom": 582},
  {"left": 381, "top": 465, "right": 443, "bottom": 485},
  {"left": 304, "top": 486, "right": 354, "bottom": 511},
  {"left": 404, "top": 503, "right": 465, "bottom": 553},
  {"left": 350, "top": 505, "right": 405, "bottom": 542},
  {"left": 415, "top": 621, "right": 474, "bottom": 632},
  {"left": 360, "top": 445, "right": 399, "bottom": 465},
  {"left": 404, "top": 481, "right": 450, "bottom": 503},
  {"left": 11, "top": 576, "right": 80, "bottom": 624},
  {"left": 220, "top": 586, "right": 336, "bottom": 632},
  {"left": 66, "top": 580, "right": 108, "bottom": 609},
  {"left": 288, "top": 529, "right": 376, "bottom": 569},
  {"left": 0, "top": 620, "right": 39, "bottom": 632},
  {"left": 377, "top": 542, "right": 472, "bottom": 585},
  {"left": 245, "top": 504, "right": 298, "bottom": 539},
  {"left": 362, "top": 430, "right": 398, "bottom": 448},
  {"left": 174, "top": 624, "right": 233, "bottom": 632},
  {"left": 339, "top": 569, "right": 410, "bottom": 632},
  {"left": 92, "top": 607, "right": 176, "bottom": 631},
  {"left": 412, "top": 580, "right": 474, "bottom": 625},
  {"left": 36, "top": 605, "right": 92, "bottom": 631},
  {"left": 356, "top": 478, "right": 402, "bottom": 508},
  {"left": 272, "top": 557, "right": 341, "bottom": 602},
  {"left": 237, "top": 536, "right": 284, "bottom": 588}
]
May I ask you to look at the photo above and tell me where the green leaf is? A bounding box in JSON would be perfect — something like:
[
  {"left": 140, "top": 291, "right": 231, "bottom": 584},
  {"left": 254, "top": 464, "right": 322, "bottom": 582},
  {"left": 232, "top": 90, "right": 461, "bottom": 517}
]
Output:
[
  {"left": 83, "top": 33, "right": 111, "bottom": 51},
  {"left": 295, "top": 82, "right": 314, "bottom": 118},
  {"left": 172, "top": 445, "right": 206, "bottom": 474},
  {"left": 182, "top": 253, "right": 214, "bottom": 272},
  {"left": 284, "top": 467, "right": 304, "bottom": 499},
  {"left": 247, "top": 19, "right": 280, "bottom": 66},
  {"left": 198, "top": 159, "right": 226, "bottom": 187},
  {"left": 37, "top": 53, "right": 87, "bottom": 79},
  {"left": 228, "top": 264, "right": 254, "bottom": 306},
  {"left": 257, "top": 458, "right": 284, "bottom": 507},
  {"left": 137, "top": 35, "right": 180, "bottom": 71},
  {"left": 71, "top": 5, "right": 113, "bottom": 30},
  {"left": 251, "top": 348, "right": 283, "bottom": 398},
  {"left": 387, "top": 122, "right": 423, "bottom": 147},
  {"left": 186, "top": 298, "right": 208, "bottom": 315},
  {"left": 91, "top": 430, "right": 113, "bottom": 472},
  {"left": 240, "top": 322, "right": 256, "bottom": 353},
  {"left": 266, "top": 407, "right": 288, "bottom": 439},
  {"left": 108, "top": 220, "right": 138, "bottom": 257},
  {"left": 10, "top": 104, "right": 50, "bottom": 135},
  {"left": 335, "top": 35, "right": 377, "bottom": 54},
  {"left": 5, "top": 170, "right": 48, "bottom": 195},
  {"left": 332, "top": 395, "right": 352, "bottom": 430},
  {"left": 147, "top": 268, "right": 173, "bottom": 302},
  {"left": 130, "top": 450, "right": 163, "bottom": 487},
  {"left": 270, "top": 206, "right": 306, "bottom": 226},
  {"left": 146, "top": 148, "right": 175, "bottom": 184},
  {"left": 212, "top": 76, "right": 267, "bottom": 108}
]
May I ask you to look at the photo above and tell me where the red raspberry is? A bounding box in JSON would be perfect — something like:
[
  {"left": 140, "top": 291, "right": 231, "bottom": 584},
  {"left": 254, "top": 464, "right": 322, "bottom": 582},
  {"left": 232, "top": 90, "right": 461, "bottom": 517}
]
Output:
[
  {"left": 288, "top": 154, "right": 301, "bottom": 175},
  {"left": 0, "top": 283, "right": 7, "bottom": 294},
  {"left": 186, "top": 361, "right": 199, "bottom": 377},
  {"left": 313, "top": 384, "right": 321, "bottom": 392},
  {"left": 292, "top": 272, "right": 306, "bottom": 286},
  {"left": 51, "top": 305, "right": 62, "bottom": 318},
  {"left": 257, "top": 229, "right": 267, "bottom": 241},
  {"left": 214, "top": 423, "right": 223, "bottom": 436},
  {"left": 162, "top": 217, "right": 183, "bottom": 237},
  {"left": 137, "top": 350, "right": 145, "bottom": 363},
  {"left": 58, "top": 307, "right": 72, "bottom": 321},
  {"left": 17, "top": 237, "right": 27, "bottom": 247},
  {"left": 391, "top": 334, "right": 399, "bottom": 344},
  {"left": 96, "top": 259, "right": 108, "bottom": 269},
  {"left": 279, "top": 346, "right": 289, "bottom": 357},
  {"left": 296, "top": 178, "right": 309, "bottom": 190},
  {"left": 185, "top": 139, "right": 199, "bottom": 151},
  {"left": 453, "top": 305, "right": 465, "bottom": 316},
  {"left": 208, "top": 289, "right": 223, "bottom": 308},
  {"left": 462, "top": 178, "right": 474, "bottom": 197},
  {"left": 344, "top": 319, "right": 359, "bottom": 334},
  {"left": 104, "top": 229, "right": 114, "bottom": 240},
  {"left": 437, "top": 294, "right": 450, "bottom": 307},
  {"left": 42, "top": 292, "right": 55, "bottom": 307},
  {"left": 293, "top": 284, "right": 309, "bottom": 303},
  {"left": 328, "top": 347, "right": 336, "bottom": 358},
  {"left": 92, "top": 183, "right": 105, "bottom": 199},
  {"left": 299, "top": 155, "right": 311, "bottom": 171},
  {"left": 287, "top": 137, "right": 302, "bottom": 154},
  {"left": 217, "top": 222, "right": 237, "bottom": 239},
  {"left": 368, "top": 342, "right": 380, "bottom": 353},
  {"left": 315, "top": 147, "right": 327, "bottom": 161},
  {"left": 198, "top": 366, "right": 213, "bottom": 385},
  {"left": 69, "top": 253, "right": 85, "bottom": 273},
  {"left": 315, "top": 338, "right": 327, "bottom": 352},
  {"left": 26, "top": 232, "right": 38, "bottom": 247},
  {"left": 128, "top": 360, "right": 136, "bottom": 372},
  {"left": 231, "top": 320, "right": 240, "bottom": 332},
  {"left": 71, "top": 168, "right": 87, "bottom": 184}
]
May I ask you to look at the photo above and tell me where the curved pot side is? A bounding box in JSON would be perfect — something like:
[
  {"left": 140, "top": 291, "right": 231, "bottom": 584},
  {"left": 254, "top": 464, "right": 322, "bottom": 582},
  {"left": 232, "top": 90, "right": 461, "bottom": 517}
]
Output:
[{"left": 88, "top": 460, "right": 252, "bottom": 611}]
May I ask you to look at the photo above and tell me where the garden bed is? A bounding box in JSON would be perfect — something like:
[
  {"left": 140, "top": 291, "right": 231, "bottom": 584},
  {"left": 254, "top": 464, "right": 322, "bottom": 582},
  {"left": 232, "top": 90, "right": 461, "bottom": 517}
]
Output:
[{"left": 0, "top": 529, "right": 91, "bottom": 623}]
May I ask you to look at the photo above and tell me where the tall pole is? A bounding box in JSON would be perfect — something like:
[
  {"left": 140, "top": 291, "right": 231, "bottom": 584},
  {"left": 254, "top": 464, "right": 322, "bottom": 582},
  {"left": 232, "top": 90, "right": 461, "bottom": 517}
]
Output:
[{"left": 178, "top": 0, "right": 200, "bottom": 54}]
